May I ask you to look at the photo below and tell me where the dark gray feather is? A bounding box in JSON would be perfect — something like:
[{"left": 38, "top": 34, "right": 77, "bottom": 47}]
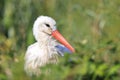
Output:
[{"left": 55, "top": 44, "right": 72, "bottom": 56}]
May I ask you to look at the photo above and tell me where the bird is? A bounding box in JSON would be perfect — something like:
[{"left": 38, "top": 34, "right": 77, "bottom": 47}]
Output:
[{"left": 24, "top": 16, "right": 75, "bottom": 76}]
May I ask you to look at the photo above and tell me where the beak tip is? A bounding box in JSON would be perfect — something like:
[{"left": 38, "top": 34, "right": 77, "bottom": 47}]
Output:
[
  {"left": 72, "top": 49, "right": 75, "bottom": 53},
  {"left": 52, "top": 30, "right": 75, "bottom": 53}
]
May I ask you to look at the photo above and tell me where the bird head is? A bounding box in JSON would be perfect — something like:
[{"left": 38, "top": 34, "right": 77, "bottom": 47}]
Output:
[{"left": 33, "top": 16, "right": 75, "bottom": 53}]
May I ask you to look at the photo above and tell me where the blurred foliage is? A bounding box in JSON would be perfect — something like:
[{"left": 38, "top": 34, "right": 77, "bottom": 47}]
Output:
[{"left": 0, "top": 0, "right": 120, "bottom": 80}]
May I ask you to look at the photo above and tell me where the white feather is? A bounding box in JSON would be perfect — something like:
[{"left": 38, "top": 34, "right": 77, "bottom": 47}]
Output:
[{"left": 24, "top": 16, "right": 58, "bottom": 76}]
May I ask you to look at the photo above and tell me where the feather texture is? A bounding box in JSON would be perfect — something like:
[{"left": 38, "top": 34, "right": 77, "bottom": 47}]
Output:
[{"left": 24, "top": 16, "right": 73, "bottom": 76}]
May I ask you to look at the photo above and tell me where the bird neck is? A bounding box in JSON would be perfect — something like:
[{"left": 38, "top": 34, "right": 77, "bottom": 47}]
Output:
[
  {"left": 36, "top": 32, "right": 57, "bottom": 59},
  {"left": 36, "top": 33, "right": 53, "bottom": 46}
]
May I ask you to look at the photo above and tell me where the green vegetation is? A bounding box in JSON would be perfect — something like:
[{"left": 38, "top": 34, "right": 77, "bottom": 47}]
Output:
[{"left": 0, "top": 0, "right": 120, "bottom": 80}]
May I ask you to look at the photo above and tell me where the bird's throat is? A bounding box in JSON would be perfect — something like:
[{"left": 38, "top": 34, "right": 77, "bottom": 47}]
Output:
[{"left": 37, "top": 34, "right": 53, "bottom": 48}]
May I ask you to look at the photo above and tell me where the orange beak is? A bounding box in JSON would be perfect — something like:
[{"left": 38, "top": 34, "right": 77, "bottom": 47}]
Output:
[{"left": 52, "top": 30, "right": 75, "bottom": 53}]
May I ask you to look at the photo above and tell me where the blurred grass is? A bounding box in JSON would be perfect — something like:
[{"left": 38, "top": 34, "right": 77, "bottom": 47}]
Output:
[{"left": 0, "top": 0, "right": 120, "bottom": 80}]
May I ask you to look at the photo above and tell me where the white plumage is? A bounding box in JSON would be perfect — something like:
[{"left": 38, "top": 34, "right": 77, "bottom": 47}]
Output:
[
  {"left": 24, "top": 16, "right": 58, "bottom": 75},
  {"left": 24, "top": 16, "right": 74, "bottom": 76}
]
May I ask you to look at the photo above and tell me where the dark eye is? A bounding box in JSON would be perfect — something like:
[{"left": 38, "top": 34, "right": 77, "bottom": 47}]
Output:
[{"left": 45, "top": 24, "right": 50, "bottom": 27}]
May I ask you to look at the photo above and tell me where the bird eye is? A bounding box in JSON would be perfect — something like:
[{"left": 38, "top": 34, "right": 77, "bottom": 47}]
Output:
[{"left": 45, "top": 24, "right": 50, "bottom": 27}]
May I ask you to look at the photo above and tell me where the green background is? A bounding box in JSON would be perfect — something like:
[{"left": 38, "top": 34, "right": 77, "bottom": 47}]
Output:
[{"left": 0, "top": 0, "right": 120, "bottom": 80}]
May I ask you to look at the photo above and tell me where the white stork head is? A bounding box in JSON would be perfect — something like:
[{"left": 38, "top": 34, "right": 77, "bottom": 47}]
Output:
[
  {"left": 33, "top": 16, "right": 56, "bottom": 42},
  {"left": 33, "top": 16, "right": 75, "bottom": 52}
]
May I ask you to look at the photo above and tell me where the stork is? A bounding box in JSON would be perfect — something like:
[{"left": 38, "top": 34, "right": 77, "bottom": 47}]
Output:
[{"left": 24, "top": 16, "right": 75, "bottom": 75}]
